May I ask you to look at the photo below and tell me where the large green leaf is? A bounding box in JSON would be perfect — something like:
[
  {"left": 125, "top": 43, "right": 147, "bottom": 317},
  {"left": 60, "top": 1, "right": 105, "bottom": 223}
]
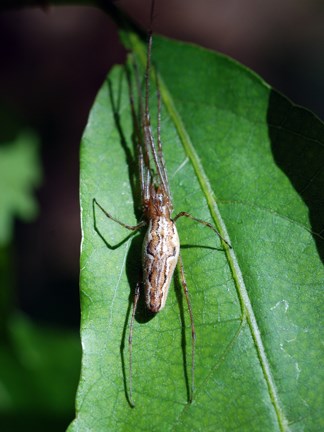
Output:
[{"left": 70, "top": 32, "right": 324, "bottom": 431}]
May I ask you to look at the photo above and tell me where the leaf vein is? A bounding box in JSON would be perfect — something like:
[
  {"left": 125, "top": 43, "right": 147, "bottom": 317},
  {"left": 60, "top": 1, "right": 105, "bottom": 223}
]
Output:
[{"left": 157, "top": 75, "right": 290, "bottom": 431}]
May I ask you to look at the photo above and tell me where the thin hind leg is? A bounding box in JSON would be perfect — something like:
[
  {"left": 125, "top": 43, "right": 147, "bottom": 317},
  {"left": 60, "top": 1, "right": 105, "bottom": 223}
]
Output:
[
  {"left": 178, "top": 253, "right": 196, "bottom": 403},
  {"left": 129, "top": 282, "right": 140, "bottom": 407}
]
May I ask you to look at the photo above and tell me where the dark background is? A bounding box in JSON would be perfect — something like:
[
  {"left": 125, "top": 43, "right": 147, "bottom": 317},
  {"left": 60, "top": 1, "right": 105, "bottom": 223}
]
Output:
[{"left": 0, "top": 0, "right": 323, "bottom": 328}]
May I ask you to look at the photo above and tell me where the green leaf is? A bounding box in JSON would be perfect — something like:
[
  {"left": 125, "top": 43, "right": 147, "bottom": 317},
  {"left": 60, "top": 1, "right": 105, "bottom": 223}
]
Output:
[
  {"left": 0, "top": 131, "right": 41, "bottom": 246},
  {"left": 71, "top": 32, "right": 324, "bottom": 431}
]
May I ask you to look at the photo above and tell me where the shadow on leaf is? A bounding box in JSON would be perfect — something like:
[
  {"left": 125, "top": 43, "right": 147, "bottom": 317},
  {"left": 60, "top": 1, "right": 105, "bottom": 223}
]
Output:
[{"left": 268, "top": 89, "right": 324, "bottom": 264}]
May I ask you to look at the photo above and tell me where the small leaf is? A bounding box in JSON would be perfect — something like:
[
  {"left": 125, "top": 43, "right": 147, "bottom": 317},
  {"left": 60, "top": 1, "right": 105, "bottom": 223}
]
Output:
[
  {"left": 0, "top": 131, "right": 41, "bottom": 246},
  {"left": 71, "top": 33, "right": 324, "bottom": 431}
]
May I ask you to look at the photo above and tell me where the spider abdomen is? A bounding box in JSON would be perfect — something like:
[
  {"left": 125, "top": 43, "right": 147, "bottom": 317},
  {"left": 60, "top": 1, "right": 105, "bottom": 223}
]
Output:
[{"left": 142, "top": 216, "right": 180, "bottom": 313}]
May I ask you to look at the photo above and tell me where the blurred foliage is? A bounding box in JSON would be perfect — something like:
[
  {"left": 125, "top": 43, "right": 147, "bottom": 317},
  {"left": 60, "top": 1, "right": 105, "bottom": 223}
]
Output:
[
  {"left": 0, "top": 114, "right": 81, "bottom": 430},
  {"left": 0, "top": 313, "right": 81, "bottom": 432},
  {"left": 0, "top": 131, "right": 41, "bottom": 246}
]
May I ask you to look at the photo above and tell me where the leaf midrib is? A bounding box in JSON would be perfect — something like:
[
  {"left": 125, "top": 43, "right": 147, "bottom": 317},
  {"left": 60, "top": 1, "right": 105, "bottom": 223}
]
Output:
[{"left": 130, "top": 32, "right": 290, "bottom": 431}]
